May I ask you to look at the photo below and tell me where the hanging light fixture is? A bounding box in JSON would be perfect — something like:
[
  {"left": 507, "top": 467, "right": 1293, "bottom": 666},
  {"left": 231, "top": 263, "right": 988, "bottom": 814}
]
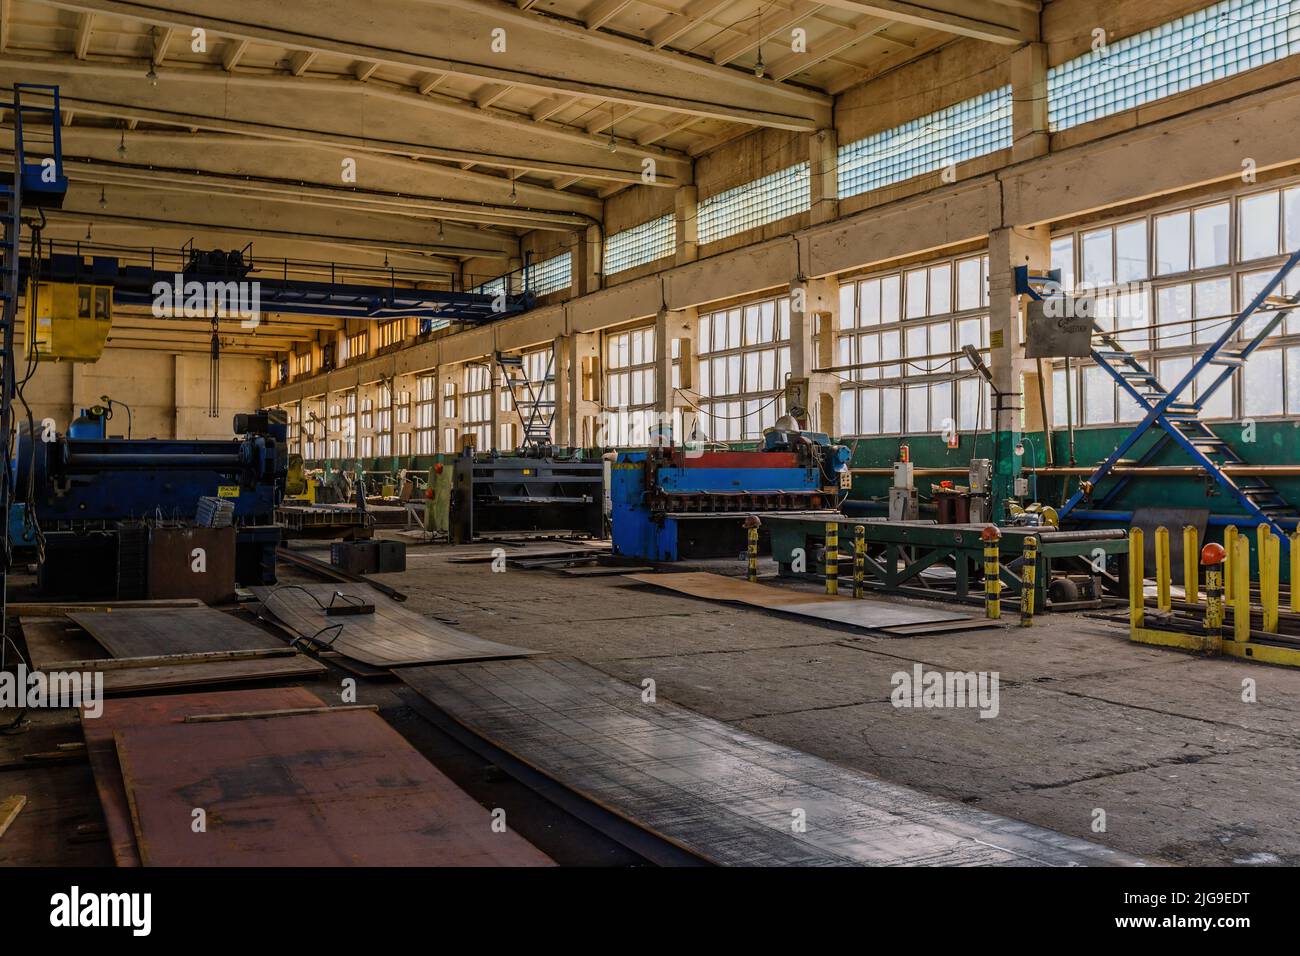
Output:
[
  {"left": 117, "top": 129, "right": 127, "bottom": 157},
  {"left": 146, "top": 63, "right": 158, "bottom": 85},
  {"left": 98, "top": 187, "right": 107, "bottom": 208},
  {"left": 509, "top": 176, "right": 518, "bottom": 204},
  {"left": 754, "top": 46, "right": 765, "bottom": 78},
  {"left": 85, "top": 222, "right": 93, "bottom": 241},
  {"left": 437, "top": 220, "right": 445, "bottom": 239}
]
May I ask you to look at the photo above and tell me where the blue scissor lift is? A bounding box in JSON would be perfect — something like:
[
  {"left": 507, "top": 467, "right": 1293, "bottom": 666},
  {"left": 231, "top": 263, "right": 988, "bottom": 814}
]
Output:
[{"left": 1021, "top": 252, "right": 1300, "bottom": 538}]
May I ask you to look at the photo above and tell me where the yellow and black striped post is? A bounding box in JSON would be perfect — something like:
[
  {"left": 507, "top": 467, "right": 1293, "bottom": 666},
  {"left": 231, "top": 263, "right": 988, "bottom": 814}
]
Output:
[
  {"left": 1232, "top": 535, "right": 1251, "bottom": 644},
  {"left": 1291, "top": 531, "right": 1300, "bottom": 613},
  {"left": 1154, "top": 526, "right": 1171, "bottom": 613},
  {"left": 1202, "top": 541, "right": 1225, "bottom": 653},
  {"left": 1020, "top": 535, "right": 1038, "bottom": 627},
  {"left": 853, "top": 525, "right": 865, "bottom": 599},
  {"left": 824, "top": 522, "right": 839, "bottom": 596},
  {"left": 1261, "top": 528, "right": 1280, "bottom": 634},
  {"left": 1224, "top": 525, "right": 1238, "bottom": 601},
  {"left": 744, "top": 515, "right": 761, "bottom": 584},
  {"left": 1129, "top": 527, "right": 1145, "bottom": 632},
  {"left": 982, "top": 525, "right": 1001, "bottom": 620},
  {"left": 1183, "top": 525, "right": 1199, "bottom": 605}
]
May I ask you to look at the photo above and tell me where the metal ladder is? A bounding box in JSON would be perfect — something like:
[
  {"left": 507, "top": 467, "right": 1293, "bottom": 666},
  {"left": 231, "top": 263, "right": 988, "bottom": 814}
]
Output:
[
  {"left": 495, "top": 349, "right": 556, "bottom": 451},
  {"left": 1059, "top": 250, "right": 1300, "bottom": 537},
  {"left": 1, "top": 84, "right": 67, "bottom": 608}
]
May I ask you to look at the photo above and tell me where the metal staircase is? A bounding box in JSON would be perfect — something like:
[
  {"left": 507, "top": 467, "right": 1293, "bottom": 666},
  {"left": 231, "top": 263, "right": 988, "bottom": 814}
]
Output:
[
  {"left": 495, "top": 349, "right": 556, "bottom": 451},
  {"left": 1059, "top": 249, "right": 1300, "bottom": 536}
]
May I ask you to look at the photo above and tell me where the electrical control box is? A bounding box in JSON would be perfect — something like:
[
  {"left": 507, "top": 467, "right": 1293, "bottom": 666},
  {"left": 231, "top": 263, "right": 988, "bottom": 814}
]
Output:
[
  {"left": 892, "top": 460, "right": 914, "bottom": 489},
  {"left": 968, "top": 459, "right": 991, "bottom": 495}
]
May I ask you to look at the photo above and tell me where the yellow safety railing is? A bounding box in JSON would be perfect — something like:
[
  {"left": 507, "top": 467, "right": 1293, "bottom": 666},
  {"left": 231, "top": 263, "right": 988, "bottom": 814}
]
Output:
[{"left": 1130, "top": 522, "right": 1297, "bottom": 668}]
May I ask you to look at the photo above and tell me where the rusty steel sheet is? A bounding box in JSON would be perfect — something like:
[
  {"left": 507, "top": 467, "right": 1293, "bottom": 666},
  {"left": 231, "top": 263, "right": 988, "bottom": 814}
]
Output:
[
  {"left": 626, "top": 571, "right": 971, "bottom": 629},
  {"left": 400, "top": 658, "right": 1147, "bottom": 867},
  {"left": 68, "top": 608, "right": 284, "bottom": 658},
  {"left": 251, "top": 582, "right": 535, "bottom": 667},
  {"left": 83, "top": 687, "right": 325, "bottom": 867},
  {"left": 113, "top": 707, "right": 554, "bottom": 867}
]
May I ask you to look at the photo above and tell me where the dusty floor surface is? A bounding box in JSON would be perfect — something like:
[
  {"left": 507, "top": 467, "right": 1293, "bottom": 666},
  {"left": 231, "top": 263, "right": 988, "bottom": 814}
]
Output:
[{"left": 3, "top": 538, "right": 1298, "bottom": 867}]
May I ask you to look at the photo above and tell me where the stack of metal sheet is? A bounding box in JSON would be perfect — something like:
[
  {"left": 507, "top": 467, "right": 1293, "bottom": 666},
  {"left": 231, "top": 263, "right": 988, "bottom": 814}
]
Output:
[{"left": 195, "top": 495, "right": 235, "bottom": 528}]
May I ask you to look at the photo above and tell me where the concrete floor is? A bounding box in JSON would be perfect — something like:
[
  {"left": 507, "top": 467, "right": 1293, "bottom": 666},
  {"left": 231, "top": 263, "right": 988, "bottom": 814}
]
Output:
[
  {"left": 4, "top": 541, "right": 1299, "bottom": 867},
  {"left": 376, "top": 543, "right": 1300, "bottom": 866}
]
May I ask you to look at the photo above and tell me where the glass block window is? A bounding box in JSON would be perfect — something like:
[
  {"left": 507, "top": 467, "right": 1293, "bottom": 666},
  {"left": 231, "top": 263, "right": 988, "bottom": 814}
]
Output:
[
  {"left": 463, "top": 364, "right": 494, "bottom": 452},
  {"left": 604, "top": 326, "right": 656, "bottom": 446},
  {"left": 530, "top": 252, "right": 572, "bottom": 296},
  {"left": 696, "top": 295, "right": 791, "bottom": 441},
  {"left": 837, "top": 254, "right": 991, "bottom": 437},
  {"left": 1048, "top": 0, "right": 1300, "bottom": 132},
  {"left": 1051, "top": 178, "right": 1300, "bottom": 427},
  {"left": 604, "top": 215, "right": 674, "bottom": 275},
  {"left": 697, "top": 164, "right": 810, "bottom": 245},
  {"left": 838, "top": 86, "right": 1011, "bottom": 199}
]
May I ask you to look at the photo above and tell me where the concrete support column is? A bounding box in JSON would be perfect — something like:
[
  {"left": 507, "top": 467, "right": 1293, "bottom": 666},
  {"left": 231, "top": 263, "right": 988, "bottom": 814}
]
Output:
[
  {"left": 575, "top": 225, "right": 601, "bottom": 296},
  {"left": 551, "top": 333, "right": 572, "bottom": 447},
  {"left": 988, "top": 225, "right": 1052, "bottom": 517},
  {"left": 654, "top": 306, "right": 698, "bottom": 442},
  {"left": 809, "top": 129, "right": 839, "bottom": 225},
  {"left": 789, "top": 276, "right": 839, "bottom": 434},
  {"left": 436, "top": 363, "right": 462, "bottom": 455},
  {"left": 674, "top": 186, "right": 699, "bottom": 265},
  {"left": 1011, "top": 42, "right": 1049, "bottom": 163},
  {"left": 562, "top": 331, "right": 600, "bottom": 448}
]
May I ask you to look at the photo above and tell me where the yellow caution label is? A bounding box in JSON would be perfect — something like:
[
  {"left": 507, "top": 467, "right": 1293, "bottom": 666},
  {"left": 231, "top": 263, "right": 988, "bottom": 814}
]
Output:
[{"left": 217, "top": 485, "right": 240, "bottom": 498}]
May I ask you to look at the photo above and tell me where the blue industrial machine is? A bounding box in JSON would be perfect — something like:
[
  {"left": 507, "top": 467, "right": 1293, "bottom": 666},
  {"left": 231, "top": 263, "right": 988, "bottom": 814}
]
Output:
[
  {"left": 612, "top": 422, "right": 851, "bottom": 561},
  {"left": 11, "top": 408, "right": 288, "bottom": 595}
]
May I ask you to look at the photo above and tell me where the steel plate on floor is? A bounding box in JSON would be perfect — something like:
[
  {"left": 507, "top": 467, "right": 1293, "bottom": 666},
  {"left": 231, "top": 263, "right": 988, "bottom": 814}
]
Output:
[{"left": 400, "top": 658, "right": 1147, "bottom": 867}]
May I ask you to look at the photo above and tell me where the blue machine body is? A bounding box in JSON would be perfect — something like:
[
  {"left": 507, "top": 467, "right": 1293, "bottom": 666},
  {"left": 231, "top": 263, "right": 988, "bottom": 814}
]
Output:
[
  {"left": 14, "top": 410, "right": 286, "bottom": 526},
  {"left": 11, "top": 410, "right": 288, "bottom": 587},
  {"left": 612, "top": 431, "right": 849, "bottom": 561}
]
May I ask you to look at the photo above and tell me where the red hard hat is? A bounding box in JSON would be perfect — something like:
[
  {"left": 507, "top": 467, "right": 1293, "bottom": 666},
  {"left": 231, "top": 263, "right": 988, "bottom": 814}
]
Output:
[{"left": 1200, "top": 542, "right": 1226, "bottom": 565}]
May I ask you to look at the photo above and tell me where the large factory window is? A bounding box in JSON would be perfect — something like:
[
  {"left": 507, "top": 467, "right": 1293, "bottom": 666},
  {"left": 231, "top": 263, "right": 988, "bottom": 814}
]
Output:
[
  {"left": 463, "top": 364, "right": 493, "bottom": 452},
  {"left": 326, "top": 401, "right": 342, "bottom": 459},
  {"left": 284, "top": 404, "right": 300, "bottom": 456},
  {"left": 303, "top": 397, "right": 324, "bottom": 459},
  {"left": 1050, "top": 179, "right": 1300, "bottom": 428},
  {"left": 376, "top": 389, "right": 393, "bottom": 457},
  {"left": 414, "top": 375, "right": 436, "bottom": 455},
  {"left": 836, "top": 255, "right": 990, "bottom": 437},
  {"left": 695, "top": 296, "right": 790, "bottom": 441},
  {"left": 341, "top": 331, "right": 368, "bottom": 364},
  {"left": 377, "top": 319, "right": 403, "bottom": 349},
  {"left": 343, "top": 391, "right": 357, "bottom": 458},
  {"left": 604, "top": 327, "right": 656, "bottom": 446}
]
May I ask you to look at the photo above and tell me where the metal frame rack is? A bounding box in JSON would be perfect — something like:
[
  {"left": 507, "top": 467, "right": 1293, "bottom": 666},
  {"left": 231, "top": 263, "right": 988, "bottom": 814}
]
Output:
[{"left": 1020, "top": 255, "right": 1300, "bottom": 536}]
